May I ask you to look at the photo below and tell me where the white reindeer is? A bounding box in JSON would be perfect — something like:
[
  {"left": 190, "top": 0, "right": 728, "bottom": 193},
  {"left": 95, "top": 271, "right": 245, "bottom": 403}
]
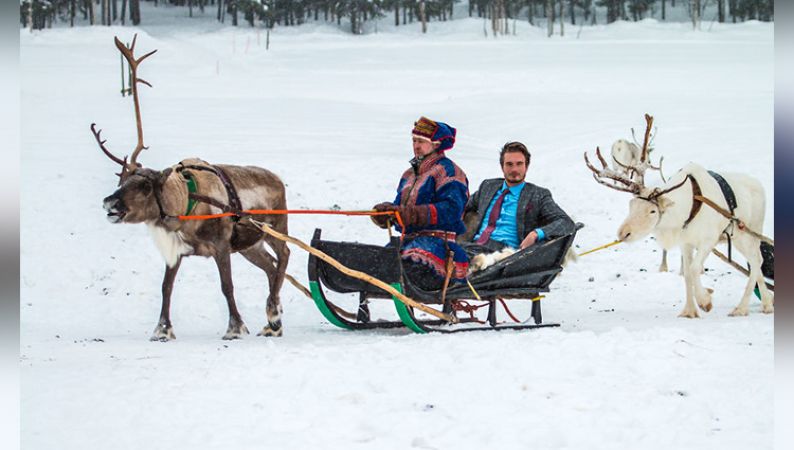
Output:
[
  {"left": 611, "top": 139, "right": 642, "bottom": 174},
  {"left": 586, "top": 115, "right": 773, "bottom": 318},
  {"left": 610, "top": 137, "right": 675, "bottom": 272}
]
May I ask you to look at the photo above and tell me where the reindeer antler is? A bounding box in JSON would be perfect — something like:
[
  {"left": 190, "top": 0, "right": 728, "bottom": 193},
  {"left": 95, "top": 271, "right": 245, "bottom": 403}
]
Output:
[
  {"left": 630, "top": 124, "right": 656, "bottom": 154},
  {"left": 620, "top": 114, "right": 665, "bottom": 184},
  {"left": 91, "top": 123, "right": 134, "bottom": 185},
  {"left": 584, "top": 147, "right": 644, "bottom": 194},
  {"left": 645, "top": 174, "right": 689, "bottom": 201},
  {"left": 621, "top": 114, "right": 658, "bottom": 187},
  {"left": 91, "top": 123, "right": 125, "bottom": 166},
  {"left": 639, "top": 114, "right": 653, "bottom": 164},
  {"left": 114, "top": 35, "right": 157, "bottom": 170},
  {"left": 586, "top": 114, "right": 670, "bottom": 196},
  {"left": 92, "top": 34, "right": 157, "bottom": 184}
]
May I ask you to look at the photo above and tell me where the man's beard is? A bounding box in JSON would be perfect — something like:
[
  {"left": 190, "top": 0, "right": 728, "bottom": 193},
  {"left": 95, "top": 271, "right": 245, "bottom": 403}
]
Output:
[{"left": 506, "top": 173, "right": 524, "bottom": 183}]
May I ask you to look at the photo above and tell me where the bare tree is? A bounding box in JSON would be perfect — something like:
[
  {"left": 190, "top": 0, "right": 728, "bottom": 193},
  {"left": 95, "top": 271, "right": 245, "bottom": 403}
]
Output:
[
  {"left": 559, "top": 0, "right": 564, "bottom": 36},
  {"left": 547, "top": 0, "right": 554, "bottom": 36},
  {"left": 570, "top": 0, "right": 576, "bottom": 25},
  {"left": 130, "top": 0, "right": 140, "bottom": 25},
  {"left": 691, "top": 0, "right": 701, "bottom": 30},
  {"left": 420, "top": 0, "right": 427, "bottom": 33}
]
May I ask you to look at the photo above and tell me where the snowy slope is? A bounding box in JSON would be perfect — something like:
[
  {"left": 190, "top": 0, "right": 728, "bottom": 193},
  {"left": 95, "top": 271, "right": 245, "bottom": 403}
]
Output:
[{"left": 20, "top": 16, "right": 773, "bottom": 450}]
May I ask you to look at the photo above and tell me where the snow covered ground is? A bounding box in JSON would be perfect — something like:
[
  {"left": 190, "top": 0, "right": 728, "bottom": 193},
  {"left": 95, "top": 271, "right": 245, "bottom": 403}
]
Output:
[{"left": 20, "top": 12, "right": 773, "bottom": 450}]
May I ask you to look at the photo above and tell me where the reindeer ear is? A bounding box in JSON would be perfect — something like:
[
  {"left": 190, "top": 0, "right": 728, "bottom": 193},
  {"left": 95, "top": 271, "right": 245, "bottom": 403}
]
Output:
[
  {"left": 159, "top": 168, "right": 173, "bottom": 184},
  {"left": 657, "top": 196, "right": 675, "bottom": 211}
]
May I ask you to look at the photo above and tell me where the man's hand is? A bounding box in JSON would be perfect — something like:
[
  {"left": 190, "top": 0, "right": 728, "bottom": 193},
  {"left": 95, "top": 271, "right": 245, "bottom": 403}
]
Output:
[
  {"left": 371, "top": 202, "right": 397, "bottom": 228},
  {"left": 398, "top": 204, "right": 430, "bottom": 228},
  {"left": 519, "top": 231, "right": 538, "bottom": 249}
]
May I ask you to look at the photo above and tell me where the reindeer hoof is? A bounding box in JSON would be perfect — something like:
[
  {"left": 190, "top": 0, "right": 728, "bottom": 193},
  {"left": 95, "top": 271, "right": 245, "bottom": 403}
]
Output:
[
  {"left": 222, "top": 323, "right": 250, "bottom": 340},
  {"left": 150, "top": 325, "right": 175, "bottom": 341},
  {"left": 696, "top": 298, "right": 713, "bottom": 312},
  {"left": 762, "top": 304, "right": 774, "bottom": 314},
  {"left": 678, "top": 310, "right": 700, "bottom": 319},
  {"left": 728, "top": 307, "right": 749, "bottom": 317},
  {"left": 695, "top": 288, "right": 713, "bottom": 312},
  {"left": 700, "top": 302, "right": 712, "bottom": 312},
  {"left": 257, "top": 326, "right": 283, "bottom": 337}
]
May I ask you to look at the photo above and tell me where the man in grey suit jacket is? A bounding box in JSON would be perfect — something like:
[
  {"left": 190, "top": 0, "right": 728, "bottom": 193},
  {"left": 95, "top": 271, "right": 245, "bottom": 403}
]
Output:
[{"left": 460, "top": 141, "right": 574, "bottom": 257}]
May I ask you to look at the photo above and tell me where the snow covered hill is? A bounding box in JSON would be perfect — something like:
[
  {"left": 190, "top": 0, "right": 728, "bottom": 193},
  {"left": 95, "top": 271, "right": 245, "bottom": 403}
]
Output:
[{"left": 20, "top": 16, "right": 773, "bottom": 450}]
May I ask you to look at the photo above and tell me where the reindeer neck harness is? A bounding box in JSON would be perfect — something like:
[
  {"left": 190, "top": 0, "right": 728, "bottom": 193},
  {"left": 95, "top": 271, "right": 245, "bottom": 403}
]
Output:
[
  {"left": 683, "top": 175, "right": 703, "bottom": 229},
  {"left": 151, "top": 163, "right": 243, "bottom": 224},
  {"left": 178, "top": 163, "right": 243, "bottom": 220},
  {"left": 642, "top": 171, "right": 740, "bottom": 260},
  {"left": 680, "top": 170, "right": 738, "bottom": 230},
  {"left": 640, "top": 171, "right": 737, "bottom": 231},
  {"left": 183, "top": 173, "right": 199, "bottom": 215}
]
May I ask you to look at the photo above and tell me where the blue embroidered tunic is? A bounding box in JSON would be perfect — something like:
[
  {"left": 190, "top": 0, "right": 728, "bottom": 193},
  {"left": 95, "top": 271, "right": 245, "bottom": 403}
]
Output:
[{"left": 388, "top": 152, "right": 470, "bottom": 282}]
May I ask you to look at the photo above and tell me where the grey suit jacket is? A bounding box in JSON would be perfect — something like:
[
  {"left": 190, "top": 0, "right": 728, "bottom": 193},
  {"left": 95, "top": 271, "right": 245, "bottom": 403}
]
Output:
[{"left": 462, "top": 178, "right": 574, "bottom": 244}]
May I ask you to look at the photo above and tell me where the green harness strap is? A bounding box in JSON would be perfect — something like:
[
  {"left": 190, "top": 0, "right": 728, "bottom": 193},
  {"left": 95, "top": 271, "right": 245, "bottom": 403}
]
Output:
[{"left": 184, "top": 173, "right": 198, "bottom": 216}]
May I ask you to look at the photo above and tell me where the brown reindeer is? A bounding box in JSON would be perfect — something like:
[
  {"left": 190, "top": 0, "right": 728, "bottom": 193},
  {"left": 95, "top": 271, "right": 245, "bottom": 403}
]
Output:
[{"left": 96, "top": 35, "right": 289, "bottom": 340}]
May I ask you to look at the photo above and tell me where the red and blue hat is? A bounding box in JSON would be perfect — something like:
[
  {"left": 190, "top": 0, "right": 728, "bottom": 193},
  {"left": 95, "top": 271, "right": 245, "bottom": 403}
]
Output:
[{"left": 412, "top": 116, "right": 456, "bottom": 152}]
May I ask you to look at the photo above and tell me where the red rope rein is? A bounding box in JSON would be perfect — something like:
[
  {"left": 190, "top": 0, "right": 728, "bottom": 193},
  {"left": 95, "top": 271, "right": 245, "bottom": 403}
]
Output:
[
  {"left": 450, "top": 300, "right": 488, "bottom": 324},
  {"left": 450, "top": 298, "right": 523, "bottom": 324},
  {"left": 497, "top": 298, "right": 522, "bottom": 323}
]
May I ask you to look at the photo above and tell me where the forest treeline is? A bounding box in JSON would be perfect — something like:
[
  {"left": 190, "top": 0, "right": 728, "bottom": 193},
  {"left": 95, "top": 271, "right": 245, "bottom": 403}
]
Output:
[{"left": 20, "top": 0, "right": 774, "bottom": 35}]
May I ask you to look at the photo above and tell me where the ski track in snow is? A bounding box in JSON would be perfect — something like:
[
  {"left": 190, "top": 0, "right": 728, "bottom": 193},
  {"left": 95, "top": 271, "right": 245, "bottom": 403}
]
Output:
[{"left": 20, "top": 11, "right": 773, "bottom": 450}]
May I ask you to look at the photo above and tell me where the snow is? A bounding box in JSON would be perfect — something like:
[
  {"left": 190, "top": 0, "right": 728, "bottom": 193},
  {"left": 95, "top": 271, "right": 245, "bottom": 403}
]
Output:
[{"left": 20, "top": 12, "right": 773, "bottom": 450}]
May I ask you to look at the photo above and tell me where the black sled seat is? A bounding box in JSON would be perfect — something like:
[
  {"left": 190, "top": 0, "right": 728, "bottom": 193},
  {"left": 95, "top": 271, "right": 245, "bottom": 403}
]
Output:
[
  {"left": 307, "top": 224, "right": 583, "bottom": 332},
  {"left": 308, "top": 233, "right": 403, "bottom": 296}
]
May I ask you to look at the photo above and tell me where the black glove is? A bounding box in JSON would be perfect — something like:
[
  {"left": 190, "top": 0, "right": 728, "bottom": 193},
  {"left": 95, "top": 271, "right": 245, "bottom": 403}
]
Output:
[{"left": 371, "top": 202, "right": 397, "bottom": 229}]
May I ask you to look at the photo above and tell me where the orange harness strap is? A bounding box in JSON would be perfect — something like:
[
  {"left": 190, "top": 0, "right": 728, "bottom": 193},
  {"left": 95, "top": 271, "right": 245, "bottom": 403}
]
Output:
[{"left": 178, "top": 209, "right": 405, "bottom": 232}]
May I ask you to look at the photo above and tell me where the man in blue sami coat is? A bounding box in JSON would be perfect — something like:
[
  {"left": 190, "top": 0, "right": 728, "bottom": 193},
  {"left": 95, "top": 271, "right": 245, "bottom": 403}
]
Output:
[
  {"left": 461, "top": 141, "right": 574, "bottom": 258},
  {"left": 371, "top": 117, "right": 470, "bottom": 290}
]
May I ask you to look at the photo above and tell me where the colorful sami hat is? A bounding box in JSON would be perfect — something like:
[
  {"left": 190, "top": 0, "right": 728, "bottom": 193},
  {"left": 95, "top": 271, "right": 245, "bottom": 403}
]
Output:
[{"left": 412, "top": 116, "right": 457, "bottom": 152}]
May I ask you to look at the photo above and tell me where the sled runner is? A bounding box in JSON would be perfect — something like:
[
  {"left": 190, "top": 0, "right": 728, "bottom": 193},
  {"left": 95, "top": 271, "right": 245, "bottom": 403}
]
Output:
[{"left": 307, "top": 224, "right": 582, "bottom": 333}]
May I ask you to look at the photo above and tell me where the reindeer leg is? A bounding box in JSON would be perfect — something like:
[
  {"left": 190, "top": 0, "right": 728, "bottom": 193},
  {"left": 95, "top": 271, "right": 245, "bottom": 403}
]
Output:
[
  {"left": 692, "top": 244, "right": 716, "bottom": 313},
  {"left": 261, "top": 236, "right": 290, "bottom": 337},
  {"left": 241, "top": 242, "right": 287, "bottom": 337},
  {"left": 678, "top": 245, "right": 699, "bottom": 318},
  {"left": 151, "top": 257, "right": 181, "bottom": 341},
  {"left": 756, "top": 270, "right": 774, "bottom": 314},
  {"left": 731, "top": 236, "right": 770, "bottom": 316},
  {"left": 659, "top": 249, "right": 668, "bottom": 272},
  {"left": 213, "top": 251, "right": 249, "bottom": 340},
  {"left": 745, "top": 238, "right": 773, "bottom": 314}
]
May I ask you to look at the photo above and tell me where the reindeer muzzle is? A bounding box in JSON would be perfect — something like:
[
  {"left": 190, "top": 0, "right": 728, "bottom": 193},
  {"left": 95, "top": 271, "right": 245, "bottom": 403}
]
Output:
[{"left": 103, "top": 194, "right": 127, "bottom": 223}]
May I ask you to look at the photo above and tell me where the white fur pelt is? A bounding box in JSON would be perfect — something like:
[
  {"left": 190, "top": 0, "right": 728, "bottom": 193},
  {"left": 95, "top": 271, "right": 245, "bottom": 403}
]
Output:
[
  {"left": 468, "top": 244, "right": 578, "bottom": 274},
  {"left": 469, "top": 247, "right": 517, "bottom": 273}
]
